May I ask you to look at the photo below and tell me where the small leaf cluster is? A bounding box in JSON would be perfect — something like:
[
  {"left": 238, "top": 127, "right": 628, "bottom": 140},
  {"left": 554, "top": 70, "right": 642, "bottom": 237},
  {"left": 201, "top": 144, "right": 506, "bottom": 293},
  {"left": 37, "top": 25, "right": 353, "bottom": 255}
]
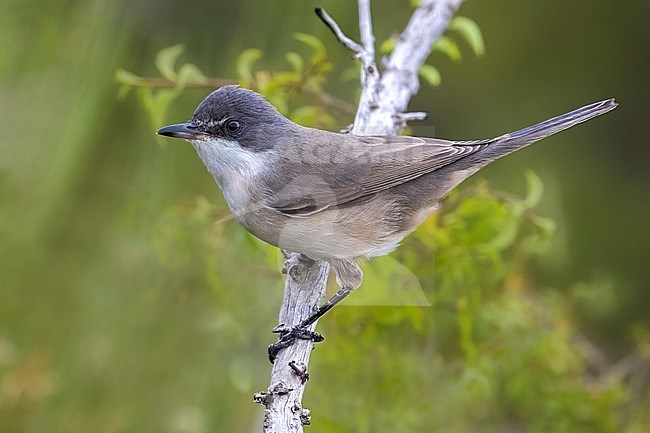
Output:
[
  {"left": 116, "top": 34, "right": 340, "bottom": 134},
  {"left": 236, "top": 33, "right": 334, "bottom": 125},
  {"left": 116, "top": 45, "right": 211, "bottom": 134}
]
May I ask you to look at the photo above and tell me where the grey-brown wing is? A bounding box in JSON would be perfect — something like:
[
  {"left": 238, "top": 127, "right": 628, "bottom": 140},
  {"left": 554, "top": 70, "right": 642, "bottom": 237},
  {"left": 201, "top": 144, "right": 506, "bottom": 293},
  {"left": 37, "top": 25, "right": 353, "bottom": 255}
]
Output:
[{"left": 266, "top": 134, "right": 493, "bottom": 216}]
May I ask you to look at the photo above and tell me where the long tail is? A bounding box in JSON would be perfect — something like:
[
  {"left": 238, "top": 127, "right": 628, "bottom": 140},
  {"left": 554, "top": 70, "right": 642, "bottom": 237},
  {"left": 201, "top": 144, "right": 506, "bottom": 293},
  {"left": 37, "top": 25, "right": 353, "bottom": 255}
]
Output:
[
  {"left": 427, "top": 99, "right": 617, "bottom": 203},
  {"left": 485, "top": 99, "right": 618, "bottom": 159}
]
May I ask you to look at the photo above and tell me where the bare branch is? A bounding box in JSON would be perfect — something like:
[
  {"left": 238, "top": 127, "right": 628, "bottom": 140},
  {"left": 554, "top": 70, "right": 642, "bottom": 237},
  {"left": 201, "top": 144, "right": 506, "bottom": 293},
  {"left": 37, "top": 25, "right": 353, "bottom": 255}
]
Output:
[
  {"left": 395, "top": 111, "right": 428, "bottom": 122},
  {"left": 358, "top": 0, "right": 465, "bottom": 135},
  {"left": 389, "top": 0, "right": 462, "bottom": 74},
  {"left": 351, "top": 0, "right": 382, "bottom": 133},
  {"left": 259, "top": 254, "right": 329, "bottom": 433},
  {"left": 358, "top": 0, "right": 375, "bottom": 57},
  {"left": 315, "top": 5, "right": 380, "bottom": 130},
  {"left": 315, "top": 8, "right": 366, "bottom": 58}
]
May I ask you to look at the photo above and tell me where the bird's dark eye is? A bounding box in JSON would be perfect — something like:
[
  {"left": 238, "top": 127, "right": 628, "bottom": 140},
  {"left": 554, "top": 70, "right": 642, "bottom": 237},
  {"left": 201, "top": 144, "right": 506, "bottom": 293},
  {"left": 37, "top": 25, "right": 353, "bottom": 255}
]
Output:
[{"left": 225, "top": 120, "right": 241, "bottom": 133}]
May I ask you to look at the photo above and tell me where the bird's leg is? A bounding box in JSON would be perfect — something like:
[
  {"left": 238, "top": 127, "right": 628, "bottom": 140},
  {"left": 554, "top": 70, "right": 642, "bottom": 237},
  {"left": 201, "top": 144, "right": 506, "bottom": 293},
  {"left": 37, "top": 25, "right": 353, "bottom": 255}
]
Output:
[
  {"left": 298, "top": 286, "right": 353, "bottom": 328},
  {"left": 268, "top": 286, "right": 353, "bottom": 363}
]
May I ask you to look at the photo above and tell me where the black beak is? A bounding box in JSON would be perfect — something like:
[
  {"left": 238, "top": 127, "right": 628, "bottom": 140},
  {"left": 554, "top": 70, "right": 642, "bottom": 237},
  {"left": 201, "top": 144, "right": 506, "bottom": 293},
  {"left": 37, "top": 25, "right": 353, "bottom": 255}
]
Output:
[{"left": 156, "top": 123, "right": 205, "bottom": 140}]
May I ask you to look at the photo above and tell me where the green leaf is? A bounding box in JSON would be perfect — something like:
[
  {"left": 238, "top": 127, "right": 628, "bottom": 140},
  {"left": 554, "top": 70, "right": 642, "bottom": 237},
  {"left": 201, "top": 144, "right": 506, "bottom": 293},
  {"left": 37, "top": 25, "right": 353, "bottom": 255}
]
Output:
[
  {"left": 155, "top": 44, "right": 185, "bottom": 81},
  {"left": 433, "top": 36, "right": 462, "bottom": 62},
  {"left": 236, "top": 48, "right": 263, "bottom": 82},
  {"left": 419, "top": 64, "right": 442, "bottom": 87},
  {"left": 176, "top": 63, "right": 208, "bottom": 89},
  {"left": 293, "top": 32, "right": 326, "bottom": 63},
  {"left": 450, "top": 16, "right": 485, "bottom": 57},
  {"left": 115, "top": 69, "right": 144, "bottom": 99},
  {"left": 138, "top": 87, "right": 181, "bottom": 139},
  {"left": 484, "top": 213, "right": 520, "bottom": 251},
  {"left": 380, "top": 36, "right": 397, "bottom": 54},
  {"left": 523, "top": 170, "right": 544, "bottom": 208},
  {"left": 116, "top": 85, "right": 132, "bottom": 100},
  {"left": 530, "top": 214, "right": 556, "bottom": 239},
  {"left": 284, "top": 51, "right": 304, "bottom": 73},
  {"left": 115, "top": 68, "right": 144, "bottom": 86}
]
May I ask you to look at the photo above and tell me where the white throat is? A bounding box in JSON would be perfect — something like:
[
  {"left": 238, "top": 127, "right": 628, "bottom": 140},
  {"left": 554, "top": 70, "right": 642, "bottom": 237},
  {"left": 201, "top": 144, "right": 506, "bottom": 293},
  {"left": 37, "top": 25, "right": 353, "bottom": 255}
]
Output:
[
  {"left": 191, "top": 138, "right": 265, "bottom": 186},
  {"left": 191, "top": 138, "right": 266, "bottom": 212}
]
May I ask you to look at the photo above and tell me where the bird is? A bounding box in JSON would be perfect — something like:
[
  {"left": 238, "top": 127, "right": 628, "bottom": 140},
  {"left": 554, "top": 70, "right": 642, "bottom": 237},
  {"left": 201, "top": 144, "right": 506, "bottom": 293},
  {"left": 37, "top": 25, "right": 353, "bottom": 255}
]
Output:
[{"left": 158, "top": 85, "right": 617, "bottom": 359}]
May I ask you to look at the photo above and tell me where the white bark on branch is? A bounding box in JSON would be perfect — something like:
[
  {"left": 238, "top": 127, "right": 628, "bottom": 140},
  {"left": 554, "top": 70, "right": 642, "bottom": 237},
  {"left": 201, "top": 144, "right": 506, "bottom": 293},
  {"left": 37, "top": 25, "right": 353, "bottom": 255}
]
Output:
[
  {"left": 255, "top": 254, "right": 329, "bottom": 433},
  {"left": 358, "top": 0, "right": 375, "bottom": 55},
  {"left": 257, "top": 1, "right": 464, "bottom": 431},
  {"left": 358, "top": 0, "right": 464, "bottom": 135}
]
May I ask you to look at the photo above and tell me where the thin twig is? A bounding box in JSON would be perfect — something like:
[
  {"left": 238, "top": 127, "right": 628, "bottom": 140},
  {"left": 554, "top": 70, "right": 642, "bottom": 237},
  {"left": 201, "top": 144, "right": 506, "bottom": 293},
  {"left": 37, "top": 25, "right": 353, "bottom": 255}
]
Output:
[
  {"left": 315, "top": 8, "right": 366, "bottom": 58},
  {"left": 358, "top": 0, "right": 375, "bottom": 58},
  {"left": 316, "top": 6, "right": 381, "bottom": 134},
  {"left": 316, "top": 91, "right": 357, "bottom": 115},
  {"left": 314, "top": 6, "right": 378, "bottom": 77},
  {"left": 395, "top": 111, "right": 428, "bottom": 122},
  {"left": 352, "top": 0, "right": 381, "bottom": 123}
]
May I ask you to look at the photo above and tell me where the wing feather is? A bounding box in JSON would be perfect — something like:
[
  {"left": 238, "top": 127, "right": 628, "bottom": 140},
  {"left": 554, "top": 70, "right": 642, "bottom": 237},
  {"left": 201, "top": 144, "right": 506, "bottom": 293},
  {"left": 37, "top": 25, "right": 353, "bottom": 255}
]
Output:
[{"left": 266, "top": 134, "right": 493, "bottom": 216}]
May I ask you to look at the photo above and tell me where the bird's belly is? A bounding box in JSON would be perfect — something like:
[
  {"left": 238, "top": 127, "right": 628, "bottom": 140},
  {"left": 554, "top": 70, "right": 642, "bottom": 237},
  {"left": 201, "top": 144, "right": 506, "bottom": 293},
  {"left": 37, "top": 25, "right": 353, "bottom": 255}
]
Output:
[
  {"left": 237, "top": 202, "right": 417, "bottom": 261},
  {"left": 276, "top": 221, "right": 377, "bottom": 260}
]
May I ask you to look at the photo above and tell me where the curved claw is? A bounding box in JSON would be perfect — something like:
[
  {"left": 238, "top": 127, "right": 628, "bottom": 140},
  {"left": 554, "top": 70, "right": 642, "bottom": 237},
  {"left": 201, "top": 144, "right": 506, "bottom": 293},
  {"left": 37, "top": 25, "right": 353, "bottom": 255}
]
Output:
[{"left": 268, "top": 326, "right": 325, "bottom": 363}]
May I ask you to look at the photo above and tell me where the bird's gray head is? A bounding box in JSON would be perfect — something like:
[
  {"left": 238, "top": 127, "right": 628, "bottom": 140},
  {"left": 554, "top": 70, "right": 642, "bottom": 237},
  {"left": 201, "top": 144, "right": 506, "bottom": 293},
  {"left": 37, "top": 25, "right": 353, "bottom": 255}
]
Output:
[
  {"left": 157, "top": 85, "right": 299, "bottom": 190},
  {"left": 157, "top": 85, "right": 293, "bottom": 152}
]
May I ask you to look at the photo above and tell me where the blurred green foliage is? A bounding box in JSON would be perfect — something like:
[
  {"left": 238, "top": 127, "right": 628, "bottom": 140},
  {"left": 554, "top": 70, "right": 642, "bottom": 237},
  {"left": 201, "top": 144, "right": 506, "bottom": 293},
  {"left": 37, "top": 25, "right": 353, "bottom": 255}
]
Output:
[
  {"left": 118, "top": 32, "right": 339, "bottom": 133},
  {"left": 1, "top": 0, "right": 648, "bottom": 432},
  {"left": 313, "top": 177, "right": 639, "bottom": 433}
]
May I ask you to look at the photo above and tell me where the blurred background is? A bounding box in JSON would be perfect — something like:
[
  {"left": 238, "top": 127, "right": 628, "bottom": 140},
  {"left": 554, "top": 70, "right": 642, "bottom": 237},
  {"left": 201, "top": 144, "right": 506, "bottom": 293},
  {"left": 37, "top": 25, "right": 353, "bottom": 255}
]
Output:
[{"left": 1, "top": 0, "right": 648, "bottom": 432}]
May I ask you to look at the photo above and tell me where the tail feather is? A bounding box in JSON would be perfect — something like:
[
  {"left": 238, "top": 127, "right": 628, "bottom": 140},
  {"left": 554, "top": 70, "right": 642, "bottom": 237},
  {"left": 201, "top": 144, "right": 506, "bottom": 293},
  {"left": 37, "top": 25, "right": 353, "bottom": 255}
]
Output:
[
  {"left": 488, "top": 99, "right": 618, "bottom": 158},
  {"left": 428, "top": 99, "right": 617, "bottom": 204}
]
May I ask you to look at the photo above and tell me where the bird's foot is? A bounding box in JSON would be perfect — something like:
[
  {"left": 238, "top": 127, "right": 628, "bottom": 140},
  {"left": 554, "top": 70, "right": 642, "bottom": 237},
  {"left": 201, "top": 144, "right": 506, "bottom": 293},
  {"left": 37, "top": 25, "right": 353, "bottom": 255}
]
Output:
[{"left": 268, "top": 324, "right": 324, "bottom": 363}]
